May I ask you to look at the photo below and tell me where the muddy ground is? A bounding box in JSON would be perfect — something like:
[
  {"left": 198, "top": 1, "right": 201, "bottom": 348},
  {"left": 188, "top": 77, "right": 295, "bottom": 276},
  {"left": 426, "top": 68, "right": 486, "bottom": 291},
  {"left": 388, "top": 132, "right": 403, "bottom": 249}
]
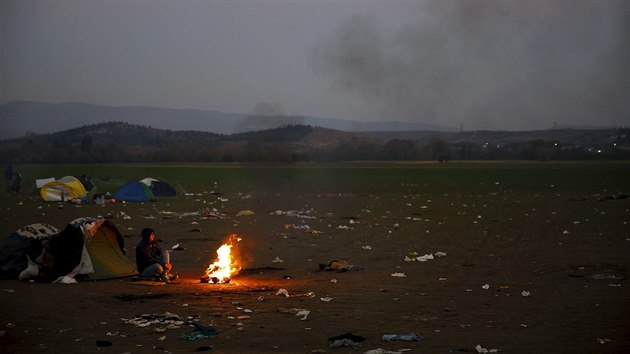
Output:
[{"left": 1, "top": 179, "right": 629, "bottom": 353}]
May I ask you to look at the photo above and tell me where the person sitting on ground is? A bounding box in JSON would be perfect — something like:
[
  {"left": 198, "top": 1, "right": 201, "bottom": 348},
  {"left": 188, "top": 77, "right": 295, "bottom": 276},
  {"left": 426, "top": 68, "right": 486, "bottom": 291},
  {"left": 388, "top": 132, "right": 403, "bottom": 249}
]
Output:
[{"left": 135, "top": 228, "right": 177, "bottom": 282}]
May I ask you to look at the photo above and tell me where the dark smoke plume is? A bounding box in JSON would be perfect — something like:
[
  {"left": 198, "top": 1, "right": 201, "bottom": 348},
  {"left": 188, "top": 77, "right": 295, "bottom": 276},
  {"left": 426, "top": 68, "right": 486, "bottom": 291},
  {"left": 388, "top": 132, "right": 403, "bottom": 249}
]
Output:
[
  {"left": 233, "top": 102, "right": 304, "bottom": 133},
  {"left": 311, "top": 0, "right": 630, "bottom": 130}
]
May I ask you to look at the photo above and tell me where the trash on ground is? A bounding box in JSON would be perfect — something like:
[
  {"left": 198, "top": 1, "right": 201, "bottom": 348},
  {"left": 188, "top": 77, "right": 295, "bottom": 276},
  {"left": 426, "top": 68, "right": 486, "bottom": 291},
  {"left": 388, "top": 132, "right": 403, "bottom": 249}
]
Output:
[
  {"left": 382, "top": 332, "right": 423, "bottom": 341},
  {"left": 405, "top": 251, "right": 445, "bottom": 262},
  {"left": 295, "top": 309, "right": 310, "bottom": 320},
  {"left": 272, "top": 209, "right": 317, "bottom": 219},
  {"left": 475, "top": 344, "right": 499, "bottom": 353},
  {"left": 319, "top": 260, "right": 357, "bottom": 272},
  {"left": 276, "top": 288, "right": 290, "bottom": 297},
  {"left": 236, "top": 210, "right": 255, "bottom": 216},
  {"left": 121, "top": 312, "right": 185, "bottom": 328},
  {"left": 364, "top": 349, "right": 405, "bottom": 354},
  {"left": 182, "top": 323, "right": 218, "bottom": 341},
  {"left": 391, "top": 272, "right": 406, "bottom": 278},
  {"left": 328, "top": 332, "right": 365, "bottom": 342},
  {"left": 328, "top": 333, "right": 365, "bottom": 348},
  {"left": 330, "top": 339, "right": 362, "bottom": 348}
]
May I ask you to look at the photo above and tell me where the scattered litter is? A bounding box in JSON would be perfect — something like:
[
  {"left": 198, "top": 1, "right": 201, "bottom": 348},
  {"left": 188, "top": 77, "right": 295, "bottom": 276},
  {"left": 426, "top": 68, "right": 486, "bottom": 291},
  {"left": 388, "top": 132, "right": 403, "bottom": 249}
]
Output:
[
  {"left": 588, "top": 274, "right": 622, "bottom": 280},
  {"left": 272, "top": 256, "right": 284, "bottom": 263},
  {"left": 118, "top": 211, "right": 131, "bottom": 220},
  {"left": 277, "top": 307, "right": 310, "bottom": 320},
  {"left": 404, "top": 251, "right": 445, "bottom": 262},
  {"left": 330, "top": 279, "right": 338, "bottom": 283},
  {"left": 236, "top": 210, "right": 255, "bottom": 216},
  {"left": 328, "top": 333, "right": 364, "bottom": 348},
  {"left": 364, "top": 349, "right": 404, "bottom": 354},
  {"left": 320, "top": 297, "right": 334, "bottom": 302},
  {"left": 597, "top": 338, "right": 612, "bottom": 344},
  {"left": 201, "top": 208, "right": 225, "bottom": 219},
  {"left": 330, "top": 339, "right": 362, "bottom": 349},
  {"left": 172, "top": 243, "right": 185, "bottom": 251},
  {"left": 475, "top": 344, "right": 498, "bottom": 353},
  {"left": 295, "top": 309, "right": 310, "bottom": 320},
  {"left": 273, "top": 209, "right": 317, "bottom": 219},
  {"left": 121, "top": 312, "right": 185, "bottom": 328},
  {"left": 362, "top": 245, "right": 372, "bottom": 250},
  {"left": 285, "top": 223, "right": 311, "bottom": 230},
  {"left": 182, "top": 323, "right": 218, "bottom": 341},
  {"left": 562, "top": 230, "right": 570, "bottom": 235},
  {"left": 382, "top": 332, "right": 423, "bottom": 342},
  {"left": 391, "top": 273, "right": 406, "bottom": 278},
  {"left": 276, "top": 289, "right": 290, "bottom": 297},
  {"left": 319, "top": 260, "right": 358, "bottom": 272},
  {"left": 521, "top": 291, "right": 531, "bottom": 297},
  {"left": 277, "top": 307, "right": 303, "bottom": 314},
  {"left": 482, "top": 284, "right": 490, "bottom": 290}
]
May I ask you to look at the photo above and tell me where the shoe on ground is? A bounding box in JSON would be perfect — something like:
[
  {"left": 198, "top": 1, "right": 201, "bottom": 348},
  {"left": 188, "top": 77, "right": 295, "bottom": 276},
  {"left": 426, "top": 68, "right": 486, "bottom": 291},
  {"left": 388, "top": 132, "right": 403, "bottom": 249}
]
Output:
[
  {"left": 159, "top": 274, "right": 170, "bottom": 283},
  {"left": 168, "top": 274, "right": 178, "bottom": 281}
]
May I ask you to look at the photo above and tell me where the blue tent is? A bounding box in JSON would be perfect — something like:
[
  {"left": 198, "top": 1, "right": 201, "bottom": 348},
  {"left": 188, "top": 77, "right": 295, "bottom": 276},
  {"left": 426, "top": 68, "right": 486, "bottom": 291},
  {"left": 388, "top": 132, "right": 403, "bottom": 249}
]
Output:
[{"left": 114, "top": 181, "right": 156, "bottom": 202}]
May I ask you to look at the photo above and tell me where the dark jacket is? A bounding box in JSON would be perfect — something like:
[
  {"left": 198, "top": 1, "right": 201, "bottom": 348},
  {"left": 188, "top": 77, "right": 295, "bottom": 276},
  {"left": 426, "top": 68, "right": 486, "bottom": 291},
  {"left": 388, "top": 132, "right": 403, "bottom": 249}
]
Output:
[{"left": 135, "top": 238, "right": 163, "bottom": 273}]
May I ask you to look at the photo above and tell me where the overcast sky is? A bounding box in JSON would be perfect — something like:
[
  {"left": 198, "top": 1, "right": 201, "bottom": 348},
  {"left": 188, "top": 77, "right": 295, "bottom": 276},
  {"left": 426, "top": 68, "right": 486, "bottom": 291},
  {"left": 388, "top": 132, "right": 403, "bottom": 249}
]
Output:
[{"left": 2, "top": 0, "right": 628, "bottom": 131}]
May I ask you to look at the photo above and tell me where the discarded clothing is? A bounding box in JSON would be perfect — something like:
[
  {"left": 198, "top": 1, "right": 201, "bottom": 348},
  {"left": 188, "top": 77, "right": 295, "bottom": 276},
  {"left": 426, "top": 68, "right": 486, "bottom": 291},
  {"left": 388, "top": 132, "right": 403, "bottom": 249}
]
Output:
[
  {"left": 329, "top": 339, "right": 362, "bottom": 349},
  {"left": 328, "top": 332, "right": 365, "bottom": 342},
  {"left": 319, "top": 260, "right": 357, "bottom": 272},
  {"left": 183, "top": 323, "right": 218, "bottom": 340},
  {"left": 382, "top": 332, "right": 423, "bottom": 342}
]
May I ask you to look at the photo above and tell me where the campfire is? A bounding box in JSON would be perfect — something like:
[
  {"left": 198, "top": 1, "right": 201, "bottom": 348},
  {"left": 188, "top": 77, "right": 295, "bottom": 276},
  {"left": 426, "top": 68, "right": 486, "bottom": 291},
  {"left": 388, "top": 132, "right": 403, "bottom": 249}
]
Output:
[{"left": 201, "top": 234, "right": 242, "bottom": 284}]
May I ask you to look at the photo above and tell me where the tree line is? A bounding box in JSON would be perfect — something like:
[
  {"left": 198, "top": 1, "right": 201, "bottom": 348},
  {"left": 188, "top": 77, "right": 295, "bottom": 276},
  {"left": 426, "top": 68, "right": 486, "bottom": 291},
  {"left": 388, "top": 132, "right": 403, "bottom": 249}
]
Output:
[{"left": 0, "top": 123, "right": 628, "bottom": 163}]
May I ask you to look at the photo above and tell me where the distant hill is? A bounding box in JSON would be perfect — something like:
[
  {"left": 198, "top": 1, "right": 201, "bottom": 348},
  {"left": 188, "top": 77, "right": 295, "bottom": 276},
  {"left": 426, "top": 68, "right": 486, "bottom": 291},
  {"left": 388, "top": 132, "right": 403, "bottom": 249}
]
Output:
[
  {"left": 1, "top": 120, "right": 629, "bottom": 163},
  {"left": 360, "top": 128, "right": 626, "bottom": 147},
  {"left": 0, "top": 100, "right": 454, "bottom": 139}
]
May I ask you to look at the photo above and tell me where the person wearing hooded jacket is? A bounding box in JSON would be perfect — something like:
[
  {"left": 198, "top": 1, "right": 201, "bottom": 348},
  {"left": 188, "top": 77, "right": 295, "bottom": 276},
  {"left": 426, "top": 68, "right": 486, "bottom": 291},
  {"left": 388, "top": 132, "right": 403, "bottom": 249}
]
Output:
[{"left": 136, "top": 228, "right": 176, "bottom": 282}]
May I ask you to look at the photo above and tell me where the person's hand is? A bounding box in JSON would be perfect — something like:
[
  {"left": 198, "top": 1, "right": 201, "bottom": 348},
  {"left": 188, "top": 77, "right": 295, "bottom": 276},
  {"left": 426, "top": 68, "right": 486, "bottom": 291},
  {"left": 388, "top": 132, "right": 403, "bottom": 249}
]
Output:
[{"left": 164, "top": 263, "right": 172, "bottom": 271}]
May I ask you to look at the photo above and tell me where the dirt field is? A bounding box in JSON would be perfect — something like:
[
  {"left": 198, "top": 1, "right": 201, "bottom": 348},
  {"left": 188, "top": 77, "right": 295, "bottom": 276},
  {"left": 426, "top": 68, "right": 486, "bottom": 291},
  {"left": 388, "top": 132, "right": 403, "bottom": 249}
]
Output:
[{"left": 1, "top": 163, "right": 629, "bottom": 353}]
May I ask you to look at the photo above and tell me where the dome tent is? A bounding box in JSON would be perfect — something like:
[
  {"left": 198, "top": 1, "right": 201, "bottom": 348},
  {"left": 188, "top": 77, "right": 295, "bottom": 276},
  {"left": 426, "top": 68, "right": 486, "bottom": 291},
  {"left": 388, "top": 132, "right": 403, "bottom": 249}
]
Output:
[
  {"left": 40, "top": 176, "right": 88, "bottom": 202},
  {"left": 0, "top": 218, "right": 137, "bottom": 282},
  {"left": 139, "top": 177, "right": 177, "bottom": 196},
  {"left": 114, "top": 181, "right": 156, "bottom": 202}
]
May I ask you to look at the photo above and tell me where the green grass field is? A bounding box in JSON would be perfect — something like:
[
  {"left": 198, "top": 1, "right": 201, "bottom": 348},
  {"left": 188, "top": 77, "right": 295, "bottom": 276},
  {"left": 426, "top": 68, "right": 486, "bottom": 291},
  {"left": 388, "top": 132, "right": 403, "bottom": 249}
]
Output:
[{"left": 9, "top": 161, "right": 630, "bottom": 197}]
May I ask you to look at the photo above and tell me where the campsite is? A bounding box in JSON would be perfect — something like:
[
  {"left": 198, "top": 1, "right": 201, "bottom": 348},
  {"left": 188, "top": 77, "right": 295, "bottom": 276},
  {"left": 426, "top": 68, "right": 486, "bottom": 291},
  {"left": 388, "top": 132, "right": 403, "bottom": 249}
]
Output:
[{"left": 0, "top": 162, "right": 629, "bottom": 353}]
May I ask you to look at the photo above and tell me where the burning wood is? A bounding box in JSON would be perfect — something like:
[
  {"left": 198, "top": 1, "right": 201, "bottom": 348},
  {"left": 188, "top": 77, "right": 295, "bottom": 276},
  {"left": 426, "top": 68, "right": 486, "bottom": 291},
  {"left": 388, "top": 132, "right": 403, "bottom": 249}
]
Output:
[{"left": 201, "top": 235, "right": 242, "bottom": 284}]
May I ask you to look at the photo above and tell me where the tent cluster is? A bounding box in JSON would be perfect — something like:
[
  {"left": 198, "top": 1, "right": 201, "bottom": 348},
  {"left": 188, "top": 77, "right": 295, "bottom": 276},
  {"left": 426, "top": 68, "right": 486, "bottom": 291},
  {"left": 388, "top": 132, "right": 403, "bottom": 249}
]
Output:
[
  {"left": 37, "top": 176, "right": 177, "bottom": 203},
  {"left": 0, "top": 217, "right": 137, "bottom": 282}
]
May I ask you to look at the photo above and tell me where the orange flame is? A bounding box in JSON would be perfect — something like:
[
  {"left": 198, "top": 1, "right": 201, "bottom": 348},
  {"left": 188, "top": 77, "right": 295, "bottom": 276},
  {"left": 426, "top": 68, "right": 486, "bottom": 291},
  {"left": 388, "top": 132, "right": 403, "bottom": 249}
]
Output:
[{"left": 205, "top": 235, "right": 241, "bottom": 283}]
